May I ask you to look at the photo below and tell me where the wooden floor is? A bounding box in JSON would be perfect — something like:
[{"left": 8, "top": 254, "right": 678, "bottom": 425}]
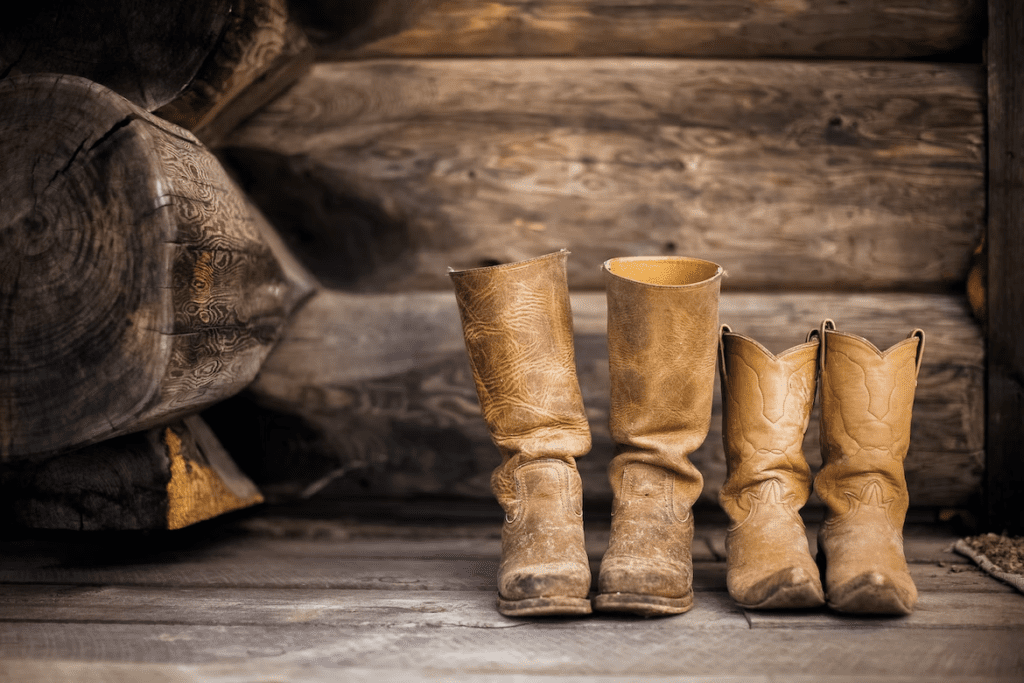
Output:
[{"left": 1, "top": 504, "right": 1022, "bottom": 682}]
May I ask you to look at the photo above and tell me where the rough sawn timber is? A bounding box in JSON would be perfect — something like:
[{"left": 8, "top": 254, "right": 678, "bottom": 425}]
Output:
[
  {"left": 223, "top": 58, "right": 985, "bottom": 292},
  {"left": 0, "top": 74, "right": 316, "bottom": 460},
  {"left": 218, "top": 290, "right": 984, "bottom": 507},
  {"left": 291, "top": 0, "right": 983, "bottom": 60}
]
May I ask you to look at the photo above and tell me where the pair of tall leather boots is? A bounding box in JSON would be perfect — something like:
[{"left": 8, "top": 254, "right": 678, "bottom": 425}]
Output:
[{"left": 449, "top": 251, "right": 924, "bottom": 618}]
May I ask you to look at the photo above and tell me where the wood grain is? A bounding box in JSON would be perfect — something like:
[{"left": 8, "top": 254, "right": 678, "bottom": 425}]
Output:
[
  {"left": 0, "top": 624, "right": 1020, "bottom": 674},
  {"left": 0, "top": 0, "right": 231, "bottom": 111},
  {"left": 3, "top": 584, "right": 1017, "bottom": 629},
  {"left": 0, "top": 74, "right": 315, "bottom": 459},
  {"left": 155, "top": 0, "right": 315, "bottom": 146},
  {"left": 209, "top": 290, "right": 984, "bottom": 507},
  {"left": 223, "top": 59, "right": 985, "bottom": 292},
  {"left": 0, "top": 417, "right": 263, "bottom": 530},
  {"left": 290, "top": 0, "right": 983, "bottom": 60}
]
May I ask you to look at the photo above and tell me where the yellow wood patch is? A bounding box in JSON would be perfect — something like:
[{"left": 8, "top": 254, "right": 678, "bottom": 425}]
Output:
[{"left": 164, "top": 427, "right": 263, "bottom": 530}]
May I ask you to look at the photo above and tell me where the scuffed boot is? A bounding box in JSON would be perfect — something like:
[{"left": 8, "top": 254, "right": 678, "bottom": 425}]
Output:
[
  {"left": 718, "top": 325, "right": 825, "bottom": 609},
  {"left": 815, "top": 319, "right": 925, "bottom": 615},
  {"left": 594, "top": 256, "right": 722, "bottom": 616},
  {"left": 449, "top": 250, "right": 593, "bottom": 617}
]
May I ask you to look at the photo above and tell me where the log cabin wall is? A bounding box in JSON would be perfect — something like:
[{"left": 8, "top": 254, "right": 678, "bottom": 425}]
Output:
[{"left": 206, "top": 0, "right": 989, "bottom": 512}]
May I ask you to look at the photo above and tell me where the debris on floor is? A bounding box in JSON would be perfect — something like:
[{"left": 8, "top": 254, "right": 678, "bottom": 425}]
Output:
[{"left": 954, "top": 533, "right": 1024, "bottom": 594}]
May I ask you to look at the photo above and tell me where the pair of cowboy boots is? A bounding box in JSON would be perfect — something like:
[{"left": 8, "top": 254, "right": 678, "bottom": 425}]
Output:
[
  {"left": 449, "top": 251, "right": 924, "bottom": 618},
  {"left": 719, "top": 320, "right": 925, "bottom": 615},
  {"left": 449, "top": 250, "right": 721, "bottom": 617}
]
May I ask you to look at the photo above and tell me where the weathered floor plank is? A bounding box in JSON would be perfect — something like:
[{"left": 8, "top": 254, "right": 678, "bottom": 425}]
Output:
[
  {"left": 2, "top": 660, "right": 1020, "bottom": 683},
  {"left": 1, "top": 584, "right": 1019, "bottom": 630},
  {"left": 0, "top": 623, "right": 1020, "bottom": 676},
  {"left": 1, "top": 517, "right": 1020, "bottom": 680}
]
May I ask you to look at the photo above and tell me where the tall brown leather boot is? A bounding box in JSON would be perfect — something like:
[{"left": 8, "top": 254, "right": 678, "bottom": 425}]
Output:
[
  {"left": 594, "top": 256, "right": 722, "bottom": 616},
  {"left": 718, "top": 326, "right": 825, "bottom": 609},
  {"left": 814, "top": 319, "right": 925, "bottom": 615},
  {"left": 449, "top": 250, "right": 593, "bottom": 617}
]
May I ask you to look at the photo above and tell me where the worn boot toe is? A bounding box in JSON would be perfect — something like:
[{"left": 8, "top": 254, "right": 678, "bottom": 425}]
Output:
[{"left": 736, "top": 566, "right": 826, "bottom": 610}]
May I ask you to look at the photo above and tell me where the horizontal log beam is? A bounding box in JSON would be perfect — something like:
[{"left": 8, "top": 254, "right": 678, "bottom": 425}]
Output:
[
  {"left": 290, "top": 0, "right": 983, "bottom": 60},
  {"left": 224, "top": 59, "right": 985, "bottom": 292},
  {"left": 212, "top": 290, "right": 984, "bottom": 507}
]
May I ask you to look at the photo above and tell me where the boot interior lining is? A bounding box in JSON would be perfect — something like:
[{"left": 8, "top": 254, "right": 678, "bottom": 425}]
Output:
[{"left": 606, "top": 258, "right": 721, "bottom": 286}]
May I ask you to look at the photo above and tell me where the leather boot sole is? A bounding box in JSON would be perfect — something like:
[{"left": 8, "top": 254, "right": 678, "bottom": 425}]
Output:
[
  {"left": 592, "top": 591, "right": 693, "bottom": 617},
  {"left": 497, "top": 595, "right": 593, "bottom": 617}
]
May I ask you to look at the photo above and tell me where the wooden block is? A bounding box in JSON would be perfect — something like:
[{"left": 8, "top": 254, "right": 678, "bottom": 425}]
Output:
[
  {"left": 290, "top": 0, "right": 983, "bottom": 60},
  {"left": 0, "top": 74, "right": 316, "bottom": 459},
  {"left": 215, "top": 290, "right": 984, "bottom": 507},
  {"left": 0, "top": 416, "right": 262, "bottom": 531},
  {"left": 222, "top": 58, "right": 985, "bottom": 292}
]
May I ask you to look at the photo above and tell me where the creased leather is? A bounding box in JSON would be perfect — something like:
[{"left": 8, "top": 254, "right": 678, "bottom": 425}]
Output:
[
  {"left": 719, "top": 329, "right": 824, "bottom": 609},
  {"left": 497, "top": 459, "right": 590, "bottom": 601},
  {"left": 449, "top": 251, "right": 592, "bottom": 613},
  {"left": 814, "top": 324, "right": 924, "bottom": 615},
  {"left": 596, "top": 256, "right": 722, "bottom": 613}
]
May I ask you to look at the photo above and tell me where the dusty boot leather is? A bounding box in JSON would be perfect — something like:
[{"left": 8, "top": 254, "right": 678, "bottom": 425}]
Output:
[
  {"left": 718, "top": 326, "right": 825, "bottom": 609},
  {"left": 594, "top": 256, "right": 722, "bottom": 617},
  {"left": 814, "top": 319, "right": 925, "bottom": 615},
  {"left": 449, "top": 250, "right": 592, "bottom": 617}
]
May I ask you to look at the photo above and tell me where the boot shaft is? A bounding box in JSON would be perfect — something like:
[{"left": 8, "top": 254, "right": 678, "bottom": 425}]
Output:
[
  {"left": 718, "top": 327, "right": 819, "bottom": 518},
  {"left": 603, "top": 256, "right": 723, "bottom": 465},
  {"left": 815, "top": 321, "right": 925, "bottom": 526},
  {"left": 449, "top": 251, "right": 591, "bottom": 468}
]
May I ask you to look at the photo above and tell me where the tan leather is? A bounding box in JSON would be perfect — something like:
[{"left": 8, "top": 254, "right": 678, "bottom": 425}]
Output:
[
  {"left": 449, "top": 250, "right": 592, "bottom": 616},
  {"left": 594, "top": 256, "right": 722, "bottom": 616},
  {"left": 718, "top": 327, "right": 825, "bottom": 609},
  {"left": 814, "top": 320, "right": 925, "bottom": 615}
]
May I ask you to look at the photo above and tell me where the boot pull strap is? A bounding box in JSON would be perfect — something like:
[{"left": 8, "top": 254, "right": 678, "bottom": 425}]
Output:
[
  {"left": 818, "top": 319, "right": 836, "bottom": 377},
  {"left": 718, "top": 324, "right": 732, "bottom": 382},
  {"left": 909, "top": 328, "right": 926, "bottom": 377}
]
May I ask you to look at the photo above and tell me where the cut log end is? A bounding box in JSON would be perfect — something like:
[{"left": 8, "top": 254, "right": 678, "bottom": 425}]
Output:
[{"left": 0, "top": 74, "right": 315, "bottom": 459}]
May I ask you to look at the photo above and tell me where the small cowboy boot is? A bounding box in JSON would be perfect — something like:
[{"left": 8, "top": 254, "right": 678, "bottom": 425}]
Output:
[
  {"left": 718, "top": 325, "right": 825, "bottom": 609},
  {"left": 814, "top": 319, "right": 925, "bottom": 615},
  {"left": 449, "top": 250, "right": 592, "bottom": 617},
  {"left": 594, "top": 256, "right": 722, "bottom": 616}
]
